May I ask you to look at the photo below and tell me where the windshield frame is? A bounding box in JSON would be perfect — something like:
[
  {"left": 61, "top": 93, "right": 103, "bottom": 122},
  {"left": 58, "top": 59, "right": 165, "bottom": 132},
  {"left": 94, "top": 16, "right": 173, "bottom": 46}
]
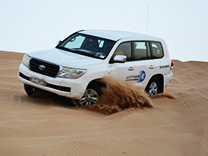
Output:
[{"left": 56, "top": 32, "right": 116, "bottom": 60}]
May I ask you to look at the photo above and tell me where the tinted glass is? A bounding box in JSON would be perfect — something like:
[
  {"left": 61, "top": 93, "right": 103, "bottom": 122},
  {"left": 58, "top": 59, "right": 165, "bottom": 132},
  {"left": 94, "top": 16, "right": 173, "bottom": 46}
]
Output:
[
  {"left": 150, "top": 42, "right": 164, "bottom": 58},
  {"left": 134, "top": 41, "right": 150, "bottom": 60},
  {"left": 113, "top": 42, "right": 132, "bottom": 61},
  {"left": 57, "top": 33, "right": 115, "bottom": 59}
]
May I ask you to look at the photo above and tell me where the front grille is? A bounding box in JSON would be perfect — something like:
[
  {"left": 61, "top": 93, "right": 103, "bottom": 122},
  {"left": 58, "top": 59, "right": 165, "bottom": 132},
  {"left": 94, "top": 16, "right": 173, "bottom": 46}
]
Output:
[{"left": 30, "top": 58, "right": 60, "bottom": 77}]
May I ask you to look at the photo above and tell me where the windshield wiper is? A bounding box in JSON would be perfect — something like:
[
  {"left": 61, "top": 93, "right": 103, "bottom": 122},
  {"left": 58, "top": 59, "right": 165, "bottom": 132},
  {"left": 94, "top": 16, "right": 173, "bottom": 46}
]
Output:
[
  {"left": 56, "top": 46, "right": 75, "bottom": 52},
  {"left": 57, "top": 46, "right": 101, "bottom": 59},
  {"left": 73, "top": 50, "right": 97, "bottom": 58}
]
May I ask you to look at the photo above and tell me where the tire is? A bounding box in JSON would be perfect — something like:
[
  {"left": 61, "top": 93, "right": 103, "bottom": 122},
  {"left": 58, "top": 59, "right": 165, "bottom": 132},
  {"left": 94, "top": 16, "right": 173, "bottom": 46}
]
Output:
[
  {"left": 24, "top": 84, "right": 39, "bottom": 97},
  {"left": 145, "top": 77, "right": 161, "bottom": 97},
  {"left": 74, "top": 83, "right": 102, "bottom": 106}
]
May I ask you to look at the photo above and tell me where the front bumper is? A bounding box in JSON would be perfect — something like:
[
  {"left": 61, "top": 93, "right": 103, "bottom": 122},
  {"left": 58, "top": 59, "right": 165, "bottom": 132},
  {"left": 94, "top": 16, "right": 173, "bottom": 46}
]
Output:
[{"left": 18, "top": 63, "right": 88, "bottom": 99}]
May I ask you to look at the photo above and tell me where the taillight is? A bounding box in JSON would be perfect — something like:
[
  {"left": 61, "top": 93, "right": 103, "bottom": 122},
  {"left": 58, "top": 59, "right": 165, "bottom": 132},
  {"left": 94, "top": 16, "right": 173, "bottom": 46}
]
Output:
[{"left": 171, "top": 60, "right": 174, "bottom": 70}]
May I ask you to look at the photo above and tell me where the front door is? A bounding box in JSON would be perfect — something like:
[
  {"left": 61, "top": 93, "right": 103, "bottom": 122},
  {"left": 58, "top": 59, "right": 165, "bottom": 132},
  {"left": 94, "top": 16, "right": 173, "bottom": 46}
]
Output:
[{"left": 110, "top": 42, "right": 135, "bottom": 81}]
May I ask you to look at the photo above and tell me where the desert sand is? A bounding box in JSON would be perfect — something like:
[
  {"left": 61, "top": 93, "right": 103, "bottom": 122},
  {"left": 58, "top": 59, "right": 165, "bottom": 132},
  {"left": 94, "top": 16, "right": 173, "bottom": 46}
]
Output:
[{"left": 0, "top": 51, "right": 208, "bottom": 156}]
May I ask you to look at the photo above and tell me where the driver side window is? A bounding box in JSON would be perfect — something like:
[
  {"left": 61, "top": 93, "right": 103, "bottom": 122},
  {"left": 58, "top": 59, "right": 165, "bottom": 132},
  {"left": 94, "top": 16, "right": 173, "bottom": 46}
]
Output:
[{"left": 113, "top": 42, "right": 131, "bottom": 61}]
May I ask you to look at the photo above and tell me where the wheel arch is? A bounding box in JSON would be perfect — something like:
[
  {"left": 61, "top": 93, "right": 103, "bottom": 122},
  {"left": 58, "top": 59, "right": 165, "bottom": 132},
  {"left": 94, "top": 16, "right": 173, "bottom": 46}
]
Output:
[
  {"left": 87, "top": 78, "right": 107, "bottom": 89},
  {"left": 146, "top": 74, "right": 164, "bottom": 93}
]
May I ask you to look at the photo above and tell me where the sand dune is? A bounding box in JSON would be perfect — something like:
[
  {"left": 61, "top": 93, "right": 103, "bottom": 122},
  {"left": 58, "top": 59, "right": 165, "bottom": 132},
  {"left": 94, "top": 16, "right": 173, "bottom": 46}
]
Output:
[{"left": 0, "top": 51, "right": 208, "bottom": 156}]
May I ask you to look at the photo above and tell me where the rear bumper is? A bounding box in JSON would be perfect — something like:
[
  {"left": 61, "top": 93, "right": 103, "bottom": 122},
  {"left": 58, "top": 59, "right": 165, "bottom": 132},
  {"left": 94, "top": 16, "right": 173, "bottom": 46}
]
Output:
[
  {"left": 164, "top": 71, "right": 173, "bottom": 88},
  {"left": 18, "top": 63, "right": 88, "bottom": 99}
]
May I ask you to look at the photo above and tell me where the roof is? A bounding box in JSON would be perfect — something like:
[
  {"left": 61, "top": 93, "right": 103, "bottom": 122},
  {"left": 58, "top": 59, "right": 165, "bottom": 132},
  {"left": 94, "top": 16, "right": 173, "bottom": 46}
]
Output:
[{"left": 79, "top": 29, "right": 162, "bottom": 41}]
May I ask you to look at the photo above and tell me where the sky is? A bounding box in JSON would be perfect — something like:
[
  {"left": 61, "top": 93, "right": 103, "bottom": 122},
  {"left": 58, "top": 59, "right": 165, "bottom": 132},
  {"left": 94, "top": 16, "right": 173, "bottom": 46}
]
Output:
[{"left": 0, "top": 0, "right": 207, "bottom": 62}]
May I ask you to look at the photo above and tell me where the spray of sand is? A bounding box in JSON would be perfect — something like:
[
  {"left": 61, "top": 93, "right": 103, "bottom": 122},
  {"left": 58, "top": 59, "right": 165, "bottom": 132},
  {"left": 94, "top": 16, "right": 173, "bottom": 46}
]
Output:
[
  {"left": 82, "top": 77, "right": 154, "bottom": 115},
  {"left": 151, "top": 93, "right": 176, "bottom": 99}
]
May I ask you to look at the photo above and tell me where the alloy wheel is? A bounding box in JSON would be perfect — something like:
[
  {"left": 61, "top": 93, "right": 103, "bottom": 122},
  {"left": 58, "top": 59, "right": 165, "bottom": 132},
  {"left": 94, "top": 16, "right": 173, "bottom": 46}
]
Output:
[{"left": 79, "top": 89, "right": 98, "bottom": 105}]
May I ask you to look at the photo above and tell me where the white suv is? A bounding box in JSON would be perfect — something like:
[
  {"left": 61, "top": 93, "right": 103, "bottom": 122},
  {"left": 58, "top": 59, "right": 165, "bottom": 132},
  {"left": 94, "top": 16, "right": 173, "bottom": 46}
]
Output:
[{"left": 18, "top": 30, "right": 173, "bottom": 105}]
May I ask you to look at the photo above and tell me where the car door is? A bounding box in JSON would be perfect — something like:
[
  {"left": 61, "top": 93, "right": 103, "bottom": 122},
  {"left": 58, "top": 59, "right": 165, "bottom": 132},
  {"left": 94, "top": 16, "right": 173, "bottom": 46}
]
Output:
[
  {"left": 110, "top": 42, "right": 135, "bottom": 81},
  {"left": 150, "top": 41, "right": 171, "bottom": 75},
  {"left": 132, "top": 41, "right": 156, "bottom": 89}
]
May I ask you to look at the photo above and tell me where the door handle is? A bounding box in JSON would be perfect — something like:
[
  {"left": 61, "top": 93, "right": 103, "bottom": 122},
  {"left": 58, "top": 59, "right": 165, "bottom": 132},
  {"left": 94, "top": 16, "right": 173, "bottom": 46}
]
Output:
[
  {"left": 128, "top": 67, "right": 134, "bottom": 71},
  {"left": 149, "top": 65, "right": 154, "bottom": 69}
]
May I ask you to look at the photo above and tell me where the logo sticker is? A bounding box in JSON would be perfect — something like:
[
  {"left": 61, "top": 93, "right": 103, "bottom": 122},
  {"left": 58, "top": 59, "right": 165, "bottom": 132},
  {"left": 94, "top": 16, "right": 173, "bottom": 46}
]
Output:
[
  {"left": 138, "top": 70, "right": 146, "bottom": 82},
  {"left": 125, "top": 70, "right": 146, "bottom": 82}
]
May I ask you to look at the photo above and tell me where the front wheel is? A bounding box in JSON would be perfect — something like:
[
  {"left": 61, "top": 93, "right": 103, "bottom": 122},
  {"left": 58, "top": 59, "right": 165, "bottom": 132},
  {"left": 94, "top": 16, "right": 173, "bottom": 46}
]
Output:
[
  {"left": 79, "top": 88, "right": 99, "bottom": 105},
  {"left": 145, "top": 77, "right": 161, "bottom": 97},
  {"left": 24, "top": 84, "right": 40, "bottom": 97},
  {"left": 73, "top": 83, "right": 102, "bottom": 106}
]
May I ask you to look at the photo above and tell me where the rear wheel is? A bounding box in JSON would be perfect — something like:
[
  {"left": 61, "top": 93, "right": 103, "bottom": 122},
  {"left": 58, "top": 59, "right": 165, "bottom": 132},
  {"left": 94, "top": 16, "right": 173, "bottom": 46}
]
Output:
[
  {"left": 145, "top": 77, "right": 161, "bottom": 97},
  {"left": 24, "top": 84, "right": 40, "bottom": 97}
]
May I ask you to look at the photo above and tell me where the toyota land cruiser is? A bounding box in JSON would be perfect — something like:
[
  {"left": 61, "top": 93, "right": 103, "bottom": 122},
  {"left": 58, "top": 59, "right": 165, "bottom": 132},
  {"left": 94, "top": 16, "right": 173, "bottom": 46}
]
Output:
[{"left": 18, "top": 30, "right": 173, "bottom": 105}]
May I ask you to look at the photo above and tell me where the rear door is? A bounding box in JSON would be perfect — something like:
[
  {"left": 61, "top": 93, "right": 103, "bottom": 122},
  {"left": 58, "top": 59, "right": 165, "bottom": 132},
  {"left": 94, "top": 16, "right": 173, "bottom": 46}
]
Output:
[
  {"left": 132, "top": 41, "right": 156, "bottom": 89},
  {"left": 150, "top": 41, "right": 171, "bottom": 75}
]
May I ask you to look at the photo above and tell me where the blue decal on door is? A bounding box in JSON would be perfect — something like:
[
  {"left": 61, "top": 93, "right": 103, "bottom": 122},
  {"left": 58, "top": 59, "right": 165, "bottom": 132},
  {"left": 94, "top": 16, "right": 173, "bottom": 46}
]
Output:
[{"left": 138, "top": 70, "right": 146, "bottom": 82}]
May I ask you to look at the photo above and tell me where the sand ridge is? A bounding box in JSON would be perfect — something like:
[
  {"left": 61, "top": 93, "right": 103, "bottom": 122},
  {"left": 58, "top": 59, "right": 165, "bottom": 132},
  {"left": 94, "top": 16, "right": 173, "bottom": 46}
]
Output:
[{"left": 0, "top": 51, "right": 208, "bottom": 156}]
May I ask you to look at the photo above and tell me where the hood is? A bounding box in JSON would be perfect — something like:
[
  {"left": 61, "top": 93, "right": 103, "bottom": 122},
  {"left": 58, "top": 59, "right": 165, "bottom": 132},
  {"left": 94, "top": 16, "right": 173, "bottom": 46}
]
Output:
[{"left": 28, "top": 48, "right": 104, "bottom": 68}]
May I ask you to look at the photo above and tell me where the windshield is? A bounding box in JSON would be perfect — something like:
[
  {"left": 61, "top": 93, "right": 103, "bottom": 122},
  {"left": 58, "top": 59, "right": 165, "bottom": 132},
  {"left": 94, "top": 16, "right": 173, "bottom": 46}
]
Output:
[{"left": 56, "top": 33, "right": 116, "bottom": 59}]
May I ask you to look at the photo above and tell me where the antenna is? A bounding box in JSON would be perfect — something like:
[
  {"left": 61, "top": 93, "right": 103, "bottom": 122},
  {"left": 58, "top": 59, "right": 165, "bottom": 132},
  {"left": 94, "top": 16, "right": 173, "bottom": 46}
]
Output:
[{"left": 146, "top": 1, "right": 149, "bottom": 35}]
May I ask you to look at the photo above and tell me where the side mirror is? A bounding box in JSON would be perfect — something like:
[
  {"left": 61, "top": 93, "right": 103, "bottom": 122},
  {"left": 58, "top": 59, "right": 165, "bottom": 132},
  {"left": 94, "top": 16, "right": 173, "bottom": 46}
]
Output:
[
  {"left": 56, "top": 40, "right": 62, "bottom": 46},
  {"left": 113, "top": 55, "right": 127, "bottom": 63}
]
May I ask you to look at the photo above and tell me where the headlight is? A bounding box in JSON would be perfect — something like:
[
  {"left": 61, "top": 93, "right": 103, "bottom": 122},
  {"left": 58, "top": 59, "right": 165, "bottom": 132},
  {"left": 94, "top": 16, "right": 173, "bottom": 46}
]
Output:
[
  {"left": 22, "top": 54, "right": 31, "bottom": 68},
  {"left": 58, "top": 67, "right": 87, "bottom": 79}
]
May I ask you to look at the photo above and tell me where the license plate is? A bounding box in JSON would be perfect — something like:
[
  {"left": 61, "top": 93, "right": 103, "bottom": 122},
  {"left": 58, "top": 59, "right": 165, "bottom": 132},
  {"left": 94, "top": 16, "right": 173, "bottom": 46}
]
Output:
[{"left": 30, "top": 77, "right": 46, "bottom": 86}]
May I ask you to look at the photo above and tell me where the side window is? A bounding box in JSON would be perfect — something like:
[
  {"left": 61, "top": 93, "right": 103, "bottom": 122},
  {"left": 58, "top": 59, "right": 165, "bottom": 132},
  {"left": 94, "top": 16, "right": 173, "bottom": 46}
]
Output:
[
  {"left": 150, "top": 42, "right": 164, "bottom": 58},
  {"left": 134, "top": 41, "right": 150, "bottom": 60},
  {"left": 113, "top": 42, "right": 131, "bottom": 61}
]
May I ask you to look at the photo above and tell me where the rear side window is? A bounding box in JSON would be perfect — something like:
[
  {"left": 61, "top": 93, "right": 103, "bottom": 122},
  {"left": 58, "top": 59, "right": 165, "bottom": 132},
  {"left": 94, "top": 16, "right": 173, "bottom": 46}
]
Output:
[
  {"left": 150, "top": 42, "right": 164, "bottom": 58},
  {"left": 134, "top": 41, "right": 151, "bottom": 60}
]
